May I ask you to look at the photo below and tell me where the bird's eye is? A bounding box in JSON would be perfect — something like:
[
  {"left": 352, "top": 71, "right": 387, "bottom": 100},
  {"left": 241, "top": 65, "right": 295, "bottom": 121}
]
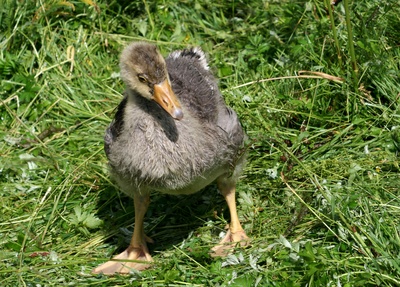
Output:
[{"left": 138, "top": 75, "right": 147, "bottom": 83}]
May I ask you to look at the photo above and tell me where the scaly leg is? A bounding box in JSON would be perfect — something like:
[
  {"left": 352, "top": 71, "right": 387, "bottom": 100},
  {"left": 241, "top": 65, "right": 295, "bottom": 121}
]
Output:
[
  {"left": 92, "top": 191, "right": 153, "bottom": 275},
  {"left": 211, "top": 180, "right": 249, "bottom": 257}
]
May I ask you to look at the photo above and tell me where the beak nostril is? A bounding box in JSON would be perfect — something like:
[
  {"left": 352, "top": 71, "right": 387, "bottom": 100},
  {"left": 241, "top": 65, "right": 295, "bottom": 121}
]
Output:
[{"left": 162, "top": 98, "right": 169, "bottom": 107}]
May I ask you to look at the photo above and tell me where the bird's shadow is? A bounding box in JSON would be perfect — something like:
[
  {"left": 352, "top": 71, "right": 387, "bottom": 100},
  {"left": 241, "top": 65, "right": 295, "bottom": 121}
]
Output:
[{"left": 95, "top": 182, "right": 228, "bottom": 260}]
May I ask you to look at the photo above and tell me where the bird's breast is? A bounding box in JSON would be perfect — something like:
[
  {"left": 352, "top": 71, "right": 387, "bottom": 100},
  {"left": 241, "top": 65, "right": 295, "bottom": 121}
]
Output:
[{"left": 107, "top": 111, "right": 229, "bottom": 194}]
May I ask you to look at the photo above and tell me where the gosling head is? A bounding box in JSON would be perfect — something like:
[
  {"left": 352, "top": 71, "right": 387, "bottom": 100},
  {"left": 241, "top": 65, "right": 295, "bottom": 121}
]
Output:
[{"left": 120, "top": 42, "right": 183, "bottom": 120}]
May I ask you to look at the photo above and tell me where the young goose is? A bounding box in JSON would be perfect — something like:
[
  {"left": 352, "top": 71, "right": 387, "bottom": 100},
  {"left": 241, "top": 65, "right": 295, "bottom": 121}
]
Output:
[{"left": 93, "top": 42, "right": 249, "bottom": 275}]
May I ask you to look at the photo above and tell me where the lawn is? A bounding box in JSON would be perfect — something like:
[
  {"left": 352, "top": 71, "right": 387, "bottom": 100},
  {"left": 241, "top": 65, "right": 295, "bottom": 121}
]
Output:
[{"left": 1, "top": 0, "right": 400, "bottom": 286}]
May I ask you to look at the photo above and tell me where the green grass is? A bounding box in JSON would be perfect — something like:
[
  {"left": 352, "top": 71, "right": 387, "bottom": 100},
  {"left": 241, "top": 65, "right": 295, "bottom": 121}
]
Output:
[{"left": 1, "top": 0, "right": 400, "bottom": 286}]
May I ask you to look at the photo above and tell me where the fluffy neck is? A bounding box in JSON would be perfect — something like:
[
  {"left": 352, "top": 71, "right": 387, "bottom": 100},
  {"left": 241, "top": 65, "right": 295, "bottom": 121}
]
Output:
[{"left": 125, "top": 89, "right": 179, "bottom": 143}]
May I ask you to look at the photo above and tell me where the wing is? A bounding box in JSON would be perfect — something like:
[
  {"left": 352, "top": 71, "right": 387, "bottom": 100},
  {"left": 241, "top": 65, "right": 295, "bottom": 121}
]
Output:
[
  {"left": 104, "top": 96, "right": 128, "bottom": 157},
  {"left": 217, "top": 107, "right": 245, "bottom": 149}
]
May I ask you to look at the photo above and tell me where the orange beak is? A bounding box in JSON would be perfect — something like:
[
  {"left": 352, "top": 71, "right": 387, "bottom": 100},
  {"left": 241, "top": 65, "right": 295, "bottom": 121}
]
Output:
[{"left": 153, "top": 80, "right": 183, "bottom": 120}]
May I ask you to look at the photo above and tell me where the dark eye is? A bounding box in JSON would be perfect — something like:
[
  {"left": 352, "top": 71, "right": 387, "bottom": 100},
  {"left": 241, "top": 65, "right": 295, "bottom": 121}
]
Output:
[{"left": 138, "top": 75, "right": 147, "bottom": 83}]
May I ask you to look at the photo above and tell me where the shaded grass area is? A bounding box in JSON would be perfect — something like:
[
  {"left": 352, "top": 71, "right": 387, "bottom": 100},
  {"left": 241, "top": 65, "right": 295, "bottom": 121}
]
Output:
[{"left": 1, "top": 0, "right": 400, "bottom": 286}]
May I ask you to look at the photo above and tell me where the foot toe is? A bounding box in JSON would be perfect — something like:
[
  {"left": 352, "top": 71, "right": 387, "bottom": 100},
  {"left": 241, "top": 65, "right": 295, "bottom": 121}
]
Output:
[
  {"left": 211, "top": 230, "right": 250, "bottom": 257},
  {"left": 92, "top": 246, "right": 153, "bottom": 275}
]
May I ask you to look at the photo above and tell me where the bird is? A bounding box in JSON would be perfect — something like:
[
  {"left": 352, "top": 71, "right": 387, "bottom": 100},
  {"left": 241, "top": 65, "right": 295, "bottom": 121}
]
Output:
[{"left": 92, "top": 42, "right": 249, "bottom": 275}]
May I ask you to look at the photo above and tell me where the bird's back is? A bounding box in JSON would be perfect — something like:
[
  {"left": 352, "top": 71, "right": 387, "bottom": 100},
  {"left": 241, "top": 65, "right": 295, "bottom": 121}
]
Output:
[
  {"left": 166, "top": 47, "right": 245, "bottom": 154},
  {"left": 166, "top": 48, "right": 223, "bottom": 123}
]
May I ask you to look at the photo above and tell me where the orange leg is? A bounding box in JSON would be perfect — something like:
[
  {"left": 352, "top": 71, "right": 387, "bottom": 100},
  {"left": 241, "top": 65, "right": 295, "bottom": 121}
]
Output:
[
  {"left": 92, "top": 191, "right": 153, "bottom": 275},
  {"left": 211, "top": 180, "right": 249, "bottom": 257}
]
